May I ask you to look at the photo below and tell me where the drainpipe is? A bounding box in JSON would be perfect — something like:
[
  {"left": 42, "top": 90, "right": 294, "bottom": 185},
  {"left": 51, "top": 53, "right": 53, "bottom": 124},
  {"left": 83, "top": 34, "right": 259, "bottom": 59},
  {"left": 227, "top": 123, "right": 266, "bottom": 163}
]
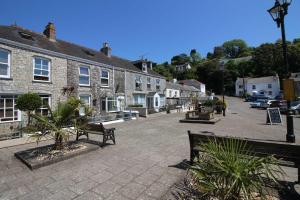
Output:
[{"left": 124, "top": 70, "right": 127, "bottom": 108}]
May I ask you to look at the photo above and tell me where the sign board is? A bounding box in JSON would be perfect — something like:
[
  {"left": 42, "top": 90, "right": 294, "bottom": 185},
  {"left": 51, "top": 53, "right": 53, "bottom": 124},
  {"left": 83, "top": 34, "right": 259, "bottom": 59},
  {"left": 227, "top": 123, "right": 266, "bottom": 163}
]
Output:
[
  {"left": 283, "top": 79, "right": 295, "bottom": 101},
  {"left": 266, "top": 108, "right": 282, "bottom": 125}
]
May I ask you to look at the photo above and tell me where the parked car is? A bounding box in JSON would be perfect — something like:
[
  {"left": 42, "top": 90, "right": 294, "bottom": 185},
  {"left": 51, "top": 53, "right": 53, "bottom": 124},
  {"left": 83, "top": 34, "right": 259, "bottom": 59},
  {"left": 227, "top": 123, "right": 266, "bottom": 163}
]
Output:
[
  {"left": 250, "top": 99, "right": 267, "bottom": 108},
  {"left": 279, "top": 101, "right": 300, "bottom": 114},
  {"left": 260, "top": 100, "right": 277, "bottom": 109},
  {"left": 245, "top": 95, "right": 271, "bottom": 102}
]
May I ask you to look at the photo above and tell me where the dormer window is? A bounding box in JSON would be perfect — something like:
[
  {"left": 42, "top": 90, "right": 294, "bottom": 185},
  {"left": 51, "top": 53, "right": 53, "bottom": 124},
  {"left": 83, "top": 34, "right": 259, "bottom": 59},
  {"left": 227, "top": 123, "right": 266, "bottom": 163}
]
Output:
[
  {"left": 18, "top": 32, "right": 34, "bottom": 41},
  {"left": 135, "top": 76, "right": 142, "bottom": 91},
  {"left": 82, "top": 49, "right": 95, "bottom": 57},
  {"left": 142, "top": 63, "right": 147, "bottom": 72}
]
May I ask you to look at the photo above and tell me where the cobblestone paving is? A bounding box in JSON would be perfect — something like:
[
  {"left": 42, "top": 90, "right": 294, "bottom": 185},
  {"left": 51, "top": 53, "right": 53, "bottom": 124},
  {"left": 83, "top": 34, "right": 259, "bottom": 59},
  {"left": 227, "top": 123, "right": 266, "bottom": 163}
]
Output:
[{"left": 1, "top": 97, "right": 299, "bottom": 200}]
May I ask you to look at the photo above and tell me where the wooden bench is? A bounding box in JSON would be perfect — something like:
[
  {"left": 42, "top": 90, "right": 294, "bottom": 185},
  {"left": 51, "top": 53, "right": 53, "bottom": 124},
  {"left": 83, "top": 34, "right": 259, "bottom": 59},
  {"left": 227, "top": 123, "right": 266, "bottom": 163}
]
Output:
[
  {"left": 188, "top": 130, "right": 300, "bottom": 182},
  {"left": 76, "top": 123, "right": 116, "bottom": 145}
]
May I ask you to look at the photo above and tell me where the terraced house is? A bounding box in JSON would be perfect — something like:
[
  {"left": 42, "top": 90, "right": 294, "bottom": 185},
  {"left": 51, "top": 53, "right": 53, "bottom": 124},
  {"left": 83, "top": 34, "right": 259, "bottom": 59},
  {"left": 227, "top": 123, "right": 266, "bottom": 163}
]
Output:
[{"left": 0, "top": 22, "right": 166, "bottom": 138}]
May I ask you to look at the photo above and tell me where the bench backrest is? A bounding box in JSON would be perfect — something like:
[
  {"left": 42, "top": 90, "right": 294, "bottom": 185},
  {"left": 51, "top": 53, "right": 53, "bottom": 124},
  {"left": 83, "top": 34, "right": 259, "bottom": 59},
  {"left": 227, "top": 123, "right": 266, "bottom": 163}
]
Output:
[
  {"left": 188, "top": 130, "right": 300, "bottom": 163},
  {"left": 85, "top": 123, "right": 105, "bottom": 132}
]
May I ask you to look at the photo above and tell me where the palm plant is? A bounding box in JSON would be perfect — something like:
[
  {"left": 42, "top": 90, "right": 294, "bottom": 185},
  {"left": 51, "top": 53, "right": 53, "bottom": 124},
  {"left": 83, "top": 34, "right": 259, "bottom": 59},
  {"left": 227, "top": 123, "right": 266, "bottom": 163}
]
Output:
[
  {"left": 189, "top": 138, "right": 283, "bottom": 200},
  {"left": 26, "top": 97, "right": 90, "bottom": 150}
]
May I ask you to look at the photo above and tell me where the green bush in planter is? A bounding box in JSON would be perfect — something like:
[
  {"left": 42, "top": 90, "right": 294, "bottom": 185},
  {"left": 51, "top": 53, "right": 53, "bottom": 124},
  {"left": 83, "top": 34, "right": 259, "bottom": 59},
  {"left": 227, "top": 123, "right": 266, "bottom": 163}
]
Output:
[
  {"left": 202, "top": 100, "right": 214, "bottom": 107},
  {"left": 189, "top": 139, "right": 282, "bottom": 200}
]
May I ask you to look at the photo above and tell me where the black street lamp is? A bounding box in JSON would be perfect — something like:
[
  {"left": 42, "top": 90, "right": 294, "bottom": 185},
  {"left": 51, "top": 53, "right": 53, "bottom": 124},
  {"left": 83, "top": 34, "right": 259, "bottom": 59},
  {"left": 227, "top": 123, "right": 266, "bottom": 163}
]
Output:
[
  {"left": 268, "top": 0, "right": 295, "bottom": 143},
  {"left": 220, "top": 61, "right": 226, "bottom": 117}
]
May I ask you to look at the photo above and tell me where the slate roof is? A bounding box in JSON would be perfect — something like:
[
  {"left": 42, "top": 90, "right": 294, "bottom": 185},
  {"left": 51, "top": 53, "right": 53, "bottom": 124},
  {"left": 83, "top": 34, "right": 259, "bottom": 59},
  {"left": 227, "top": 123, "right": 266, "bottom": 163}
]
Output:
[
  {"left": 166, "top": 82, "right": 200, "bottom": 92},
  {"left": 0, "top": 25, "right": 164, "bottom": 78},
  {"left": 246, "top": 75, "right": 279, "bottom": 84},
  {"left": 177, "top": 79, "right": 204, "bottom": 89}
]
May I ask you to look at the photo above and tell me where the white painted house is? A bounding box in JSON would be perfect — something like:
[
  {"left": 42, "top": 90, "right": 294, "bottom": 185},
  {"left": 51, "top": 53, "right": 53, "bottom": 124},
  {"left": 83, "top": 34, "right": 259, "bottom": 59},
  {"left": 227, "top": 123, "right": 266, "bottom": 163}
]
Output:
[
  {"left": 175, "top": 63, "right": 191, "bottom": 72},
  {"left": 235, "top": 75, "right": 280, "bottom": 97}
]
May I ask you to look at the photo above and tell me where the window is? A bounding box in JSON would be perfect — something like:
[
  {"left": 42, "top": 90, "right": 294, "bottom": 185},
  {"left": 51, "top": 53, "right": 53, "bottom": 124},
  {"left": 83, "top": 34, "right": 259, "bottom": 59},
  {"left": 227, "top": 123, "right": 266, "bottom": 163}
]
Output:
[
  {"left": 79, "top": 66, "right": 90, "bottom": 86},
  {"left": 79, "top": 95, "right": 90, "bottom": 115},
  {"left": 142, "top": 63, "right": 147, "bottom": 72},
  {"left": 169, "top": 90, "right": 172, "bottom": 97},
  {"left": 155, "top": 97, "right": 159, "bottom": 107},
  {"left": 33, "top": 57, "right": 50, "bottom": 81},
  {"left": 135, "top": 76, "right": 142, "bottom": 90},
  {"left": 0, "top": 95, "right": 20, "bottom": 122},
  {"left": 252, "top": 85, "right": 256, "bottom": 90},
  {"left": 36, "top": 95, "right": 51, "bottom": 116},
  {"left": 133, "top": 94, "right": 145, "bottom": 106},
  {"left": 174, "top": 91, "right": 178, "bottom": 97},
  {"left": 160, "top": 96, "right": 165, "bottom": 107},
  {"left": 156, "top": 79, "right": 160, "bottom": 90},
  {"left": 239, "top": 85, "right": 243, "bottom": 89},
  {"left": 268, "top": 91, "right": 272, "bottom": 95},
  {"left": 147, "top": 77, "right": 151, "bottom": 89},
  {"left": 101, "top": 97, "right": 118, "bottom": 112},
  {"left": 268, "top": 84, "right": 272, "bottom": 89},
  {"left": 100, "top": 70, "right": 109, "bottom": 86},
  {"left": 0, "top": 49, "right": 10, "bottom": 78}
]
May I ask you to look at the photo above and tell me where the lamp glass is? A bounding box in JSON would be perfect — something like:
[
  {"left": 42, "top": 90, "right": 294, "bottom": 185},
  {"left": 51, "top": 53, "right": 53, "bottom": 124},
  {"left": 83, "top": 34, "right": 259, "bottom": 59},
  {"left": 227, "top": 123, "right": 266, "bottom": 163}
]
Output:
[{"left": 268, "top": 5, "right": 280, "bottom": 21}]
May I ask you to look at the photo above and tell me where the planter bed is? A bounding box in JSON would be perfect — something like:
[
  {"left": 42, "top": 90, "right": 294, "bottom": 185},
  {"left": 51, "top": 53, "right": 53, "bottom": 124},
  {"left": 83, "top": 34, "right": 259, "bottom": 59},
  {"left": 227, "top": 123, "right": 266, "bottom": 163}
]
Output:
[
  {"left": 179, "top": 118, "right": 221, "bottom": 124},
  {"left": 15, "top": 140, "right": 99, "bottom": 170}
]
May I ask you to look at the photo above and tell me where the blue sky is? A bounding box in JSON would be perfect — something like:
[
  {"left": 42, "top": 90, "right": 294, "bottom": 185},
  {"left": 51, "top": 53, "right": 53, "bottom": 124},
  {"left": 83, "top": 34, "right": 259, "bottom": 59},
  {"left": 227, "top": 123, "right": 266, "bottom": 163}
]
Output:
[{"left": 1, "top": 0, "right": 299, "bottom": 63}]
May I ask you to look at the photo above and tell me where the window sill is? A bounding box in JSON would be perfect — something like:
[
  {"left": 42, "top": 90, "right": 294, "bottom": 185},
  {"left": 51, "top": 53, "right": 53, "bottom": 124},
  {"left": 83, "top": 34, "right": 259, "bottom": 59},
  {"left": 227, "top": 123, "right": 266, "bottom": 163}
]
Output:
[
  {"left": 79, "top": 85, "right": 91, "bottom": 88},
  {"left": 0, "top": 120, "right": 21, "bottom": 124},
  {"left": 32, "top": 80, "right": 52, "bottom": 84},
  {"left": 101, "top": 85, "right": 109, "bottom": 88},
  {"left": 0, "top": 77, "right": 13, "bottom": 80}
]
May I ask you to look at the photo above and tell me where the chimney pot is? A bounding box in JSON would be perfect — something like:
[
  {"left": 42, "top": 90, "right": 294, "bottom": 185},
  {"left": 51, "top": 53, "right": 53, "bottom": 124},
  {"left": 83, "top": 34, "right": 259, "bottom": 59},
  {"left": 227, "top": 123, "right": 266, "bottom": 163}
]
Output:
[{"left": 43, "top": 22, "right": 56, "bottom": 41}]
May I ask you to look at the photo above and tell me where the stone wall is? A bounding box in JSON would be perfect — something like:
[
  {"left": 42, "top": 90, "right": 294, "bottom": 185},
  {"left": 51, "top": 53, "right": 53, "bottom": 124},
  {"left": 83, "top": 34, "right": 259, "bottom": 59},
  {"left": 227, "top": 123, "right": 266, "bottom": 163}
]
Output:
[
  {"left": 67, "top": 60, "right": 115, "bottom": 115},
  {"left": 0, "top": 43, "right": 68, "bottom": 136}
]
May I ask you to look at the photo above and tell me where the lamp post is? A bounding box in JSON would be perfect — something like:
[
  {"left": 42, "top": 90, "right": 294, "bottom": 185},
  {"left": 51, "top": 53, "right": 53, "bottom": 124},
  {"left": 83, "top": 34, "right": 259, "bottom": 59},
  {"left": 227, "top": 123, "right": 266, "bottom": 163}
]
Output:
[
  {"left": 268, "top": 0, "right": 295, "bottom": 143},
  {"left": 220, "top": 61, "right": 225, "bottom": 117}
]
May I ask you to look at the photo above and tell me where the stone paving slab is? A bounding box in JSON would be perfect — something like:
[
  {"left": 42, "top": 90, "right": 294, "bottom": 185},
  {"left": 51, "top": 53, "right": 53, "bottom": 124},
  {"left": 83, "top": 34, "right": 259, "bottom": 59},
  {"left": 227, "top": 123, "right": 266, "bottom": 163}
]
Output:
[{"left": 0, "top": 97, "right": 299, "bottom": 200}]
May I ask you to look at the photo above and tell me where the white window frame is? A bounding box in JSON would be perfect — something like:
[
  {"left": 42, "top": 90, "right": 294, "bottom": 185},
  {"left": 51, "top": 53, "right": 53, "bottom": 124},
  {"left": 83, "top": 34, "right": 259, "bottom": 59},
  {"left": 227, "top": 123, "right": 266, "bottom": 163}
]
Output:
[
  {"left": 156, "top": 79, "right": 160, "bottom": 90},
  {"left": 79, "top": 95, "right": 91, "bottom": 107},
  {"left": 79, "top": 95, "right": 91, "bottom": 116},
  {"left": 147, "top": 77, "right": 151, "bottom": 89},
  {"left": 0, "top": 49, "right": 11, "bottom": 78},
  {"left": 0, "top": 95, "right": 20, "bottom": 123},
  {"left": 79, "top": 66, "right": 90, "bottom": 86},
  {"left": 100, "top": 69, "right": 109, "bottom": 87},
  {"left": 35, "top": 95, "right": 51, "bottom": 116},
  {"left": 33, "top": 57, "right": 51, "bottom": 82},
  {"left": 135, "top": 76, "right": 142, "bottom": 90},
  {"left": 142, "top": 63, "right": 147, "bottom": 72}
]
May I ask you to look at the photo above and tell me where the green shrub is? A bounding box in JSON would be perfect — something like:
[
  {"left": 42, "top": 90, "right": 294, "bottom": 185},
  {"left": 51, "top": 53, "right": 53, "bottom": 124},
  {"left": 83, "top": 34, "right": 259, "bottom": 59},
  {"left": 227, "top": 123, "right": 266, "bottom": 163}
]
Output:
[
  {"left": 189, "top": 138, "right": 282, "bottom": 200},
  {"left": 128, "top": 104, "right": 143, "bottom": 108},
  {"left": 16, "top": 93, "right": 42, "bottom": 125},
  {"left": 202, "top": 100, "right": 214, "bottom": 107},
  {"left": 215, "top": 99, "right": 227, "bottom": 108}
]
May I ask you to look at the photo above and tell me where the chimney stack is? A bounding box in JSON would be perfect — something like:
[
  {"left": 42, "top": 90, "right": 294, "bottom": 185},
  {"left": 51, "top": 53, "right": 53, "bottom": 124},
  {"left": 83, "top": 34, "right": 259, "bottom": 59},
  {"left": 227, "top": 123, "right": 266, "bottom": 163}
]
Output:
[
  {"left": 100, "top": 42, "right": 112, "bottom": 58},
  {"left": 43, "top": 22, "right": 56, "bottom": 41}
]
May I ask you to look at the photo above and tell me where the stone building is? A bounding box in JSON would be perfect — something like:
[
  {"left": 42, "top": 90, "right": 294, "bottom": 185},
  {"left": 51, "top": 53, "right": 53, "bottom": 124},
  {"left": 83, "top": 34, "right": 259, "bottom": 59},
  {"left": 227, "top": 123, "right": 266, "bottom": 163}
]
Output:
[{"left": 0, "top": 23, "right": 165, "bottom": 137}]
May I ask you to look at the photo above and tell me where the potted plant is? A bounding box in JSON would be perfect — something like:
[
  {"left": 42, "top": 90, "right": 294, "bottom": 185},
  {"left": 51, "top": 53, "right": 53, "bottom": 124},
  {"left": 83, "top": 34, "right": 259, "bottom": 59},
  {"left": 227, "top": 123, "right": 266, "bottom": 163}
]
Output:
[{"left": 166, "top": 104, "right": 171, "bottom": 114}]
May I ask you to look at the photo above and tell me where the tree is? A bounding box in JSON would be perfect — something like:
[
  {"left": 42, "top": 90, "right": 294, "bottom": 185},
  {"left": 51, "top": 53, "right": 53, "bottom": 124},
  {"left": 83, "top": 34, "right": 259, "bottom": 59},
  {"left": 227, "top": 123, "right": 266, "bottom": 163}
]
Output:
[
  {"left": 16, "top": 93, "right": 42, "bottom": 125},
  {"left": 190, "top": 49, "right": 202, "bottom": 63},
  {"left": 222, "top": 39, "right": 250, "bottom": 58},
  {"left": 213, "top": 46, "right": 225, "bottom": 58},
  {"left": 26, "top": 97, "right": 90, "bottom": 150},
  {"left": 171, "top": 53, "right": 191, "bottom": 65}
]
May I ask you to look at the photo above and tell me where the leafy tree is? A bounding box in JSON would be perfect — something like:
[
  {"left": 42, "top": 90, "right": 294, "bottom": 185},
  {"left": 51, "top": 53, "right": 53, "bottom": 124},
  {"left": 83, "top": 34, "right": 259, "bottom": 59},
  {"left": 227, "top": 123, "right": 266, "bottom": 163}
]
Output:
[
  {"left": 222, "top": 39, "right": 250, "bottom": 58},
  {"left": 16, "top": 93, "right": 42, "bottom": 125},
  {"left": 213, "top": 46, "right": 225, "bottom": 58},
  {"left": 190, "top": 49, "right": 202, "bottom": 63},
  {"left": 171, "top": 53, "right": 191, "bottom": 65}
]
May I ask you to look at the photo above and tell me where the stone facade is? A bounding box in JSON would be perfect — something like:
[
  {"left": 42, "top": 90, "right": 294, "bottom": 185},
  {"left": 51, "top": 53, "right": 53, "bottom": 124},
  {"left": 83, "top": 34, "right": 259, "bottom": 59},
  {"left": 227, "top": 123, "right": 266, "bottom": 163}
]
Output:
[{"left": 0, "top": 43, "right": 68, "bottom": 136}]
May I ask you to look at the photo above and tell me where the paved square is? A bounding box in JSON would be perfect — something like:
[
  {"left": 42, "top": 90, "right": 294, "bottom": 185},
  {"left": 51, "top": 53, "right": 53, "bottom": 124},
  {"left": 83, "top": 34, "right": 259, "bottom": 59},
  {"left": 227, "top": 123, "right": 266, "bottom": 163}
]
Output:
[{"left": 0, "top": 97, "right": 299, "bottom": 200}]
